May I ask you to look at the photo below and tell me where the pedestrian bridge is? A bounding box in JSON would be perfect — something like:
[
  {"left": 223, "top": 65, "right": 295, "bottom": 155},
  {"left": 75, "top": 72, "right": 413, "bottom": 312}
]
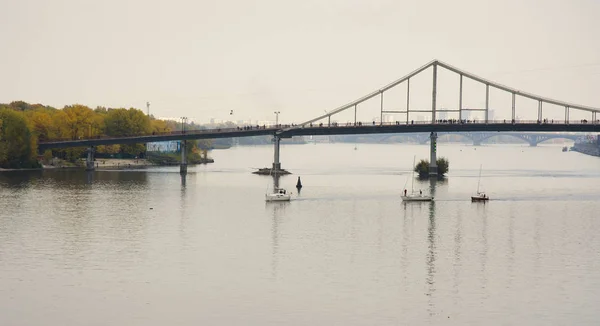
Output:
[{"left": 38, "top": 59, "right": 600, "bottom": 175}]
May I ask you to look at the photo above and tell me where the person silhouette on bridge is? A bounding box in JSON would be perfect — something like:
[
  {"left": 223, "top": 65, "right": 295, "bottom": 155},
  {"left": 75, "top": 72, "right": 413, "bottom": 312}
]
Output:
[{"left": 404, "top": 189, "right": 407, "bottom": 196}]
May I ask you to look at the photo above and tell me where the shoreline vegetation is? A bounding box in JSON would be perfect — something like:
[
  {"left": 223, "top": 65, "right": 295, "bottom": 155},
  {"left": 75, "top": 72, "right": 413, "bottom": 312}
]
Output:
[
  {"left": 0, "top": 100, "right": 307, "bottom": 171},
  {"left": 0, "top": 101, "right": 237, "bottom": 171}
]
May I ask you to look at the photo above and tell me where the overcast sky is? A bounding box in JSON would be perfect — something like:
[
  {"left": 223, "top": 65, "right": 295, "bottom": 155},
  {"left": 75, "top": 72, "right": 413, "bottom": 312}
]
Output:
[{"left": 1, "top": 0, "right": 599, "bottom": 123}]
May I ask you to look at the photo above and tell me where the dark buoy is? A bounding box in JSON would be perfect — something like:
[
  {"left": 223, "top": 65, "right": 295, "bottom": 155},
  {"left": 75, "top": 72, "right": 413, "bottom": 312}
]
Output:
[{"left": 296, "top": 176, "right": 303, "bottom": 189}]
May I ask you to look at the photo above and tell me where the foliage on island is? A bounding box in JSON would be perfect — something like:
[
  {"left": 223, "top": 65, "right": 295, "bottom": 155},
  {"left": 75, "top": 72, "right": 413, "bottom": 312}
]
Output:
[{"left": 414, "top": 157, "right": 449, "bottom": 178}]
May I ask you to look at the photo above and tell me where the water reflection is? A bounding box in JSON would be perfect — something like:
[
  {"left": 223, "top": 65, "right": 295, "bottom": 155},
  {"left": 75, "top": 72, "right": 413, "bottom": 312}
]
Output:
[
  {"left": 0, "top": 170, "right": 43, "bottom": 188},
  {"left": 453, "top": 206, "right": 463, "bottom": 295},
  {"left": 478, "top": 203, "right": 489, "bottom": 299},
  {"left": 29, "top": 170, "right": 150, "bottom": 188},
  {"left": 507, "top": 206, "right": 515, "bottom": 288},
  {"left": 426, "top": 200, "right": 437, "bottom": 317},
  {"left": 86, "top": 171, "right": 93, "bottom": 185},
  {"left": 269, "top": 201, "right": 287, "bottom": 279}
]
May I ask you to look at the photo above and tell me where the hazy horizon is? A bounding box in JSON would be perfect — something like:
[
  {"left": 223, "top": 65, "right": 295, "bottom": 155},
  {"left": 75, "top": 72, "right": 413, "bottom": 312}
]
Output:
[{"left": 1, "top": 0, "right": 599, "bottom": 124}]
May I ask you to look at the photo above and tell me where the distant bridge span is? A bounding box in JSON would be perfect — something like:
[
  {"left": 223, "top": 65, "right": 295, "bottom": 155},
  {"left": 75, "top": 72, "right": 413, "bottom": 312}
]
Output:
[
  {"left": 377, "top": 131, "right": 582, "bottom": 146},
  {"left": 38, "top": 121, "right": 599, "bottom": 151}
]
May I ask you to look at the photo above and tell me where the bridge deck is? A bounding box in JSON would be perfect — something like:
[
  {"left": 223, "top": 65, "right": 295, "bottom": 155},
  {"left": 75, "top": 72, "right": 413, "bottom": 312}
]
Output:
[{"left": 38, "top": 120, "right": 600, "bottom": 150}]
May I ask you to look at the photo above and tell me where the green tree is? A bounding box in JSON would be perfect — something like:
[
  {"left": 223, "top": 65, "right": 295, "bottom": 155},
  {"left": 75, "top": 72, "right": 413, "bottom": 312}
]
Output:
[
  {"left": 0, "top": 108, "right": 40, "bottom": 168},
  {"left": 414, "top": 157, "right": 449, "bottom": 178},
  {"left": 104, "top": 108, "right": 151, "bottom": 156},
  {"left": 62, "top": 104, "right": 95, "bottom": 139}
]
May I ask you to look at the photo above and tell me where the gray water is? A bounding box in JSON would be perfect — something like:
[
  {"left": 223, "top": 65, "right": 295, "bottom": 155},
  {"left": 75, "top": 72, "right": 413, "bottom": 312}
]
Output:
[{"left": 1, "top": 143, "right": 600, "bottom": 325}]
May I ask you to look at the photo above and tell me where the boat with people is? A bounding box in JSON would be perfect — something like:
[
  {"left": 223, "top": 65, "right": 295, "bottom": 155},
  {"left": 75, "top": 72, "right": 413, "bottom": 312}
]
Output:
[
  {"left": 265, "top": 188, "right": 291, "bottom": 202},
  {"left": 471, "top": 164, "right": 489, "bottom": 202},
  {"left": 401, "top": 156, "right": 433, "bottom": 202}
]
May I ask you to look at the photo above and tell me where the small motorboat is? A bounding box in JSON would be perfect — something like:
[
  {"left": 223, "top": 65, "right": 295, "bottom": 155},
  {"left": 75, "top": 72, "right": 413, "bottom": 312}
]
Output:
[
  {"left": 471, "top": 192, "right": 489, "bottom": 202},
  {"left": 265, "top": 188, "right": 291, "bottom": 202}
]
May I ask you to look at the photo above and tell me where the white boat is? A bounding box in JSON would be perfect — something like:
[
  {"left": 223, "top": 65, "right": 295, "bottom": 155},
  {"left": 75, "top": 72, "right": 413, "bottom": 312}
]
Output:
[
  {"left": 401, "top": 156, "right": 433, "bottom": 202},
  {"left": 471, "top": 164, "right": 489, "bottom": 202},
  {"left": 265, "top": 188, "right": 291, "bottom": 202}
]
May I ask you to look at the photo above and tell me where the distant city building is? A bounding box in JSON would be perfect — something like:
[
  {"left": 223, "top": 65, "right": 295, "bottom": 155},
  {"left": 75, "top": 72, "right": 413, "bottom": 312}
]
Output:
[
  {"left": 488, "top": 109, "right": 495, "bottom": 121},
  {"left": 147, "top": 141, "right": 181, "bottom": 153}
]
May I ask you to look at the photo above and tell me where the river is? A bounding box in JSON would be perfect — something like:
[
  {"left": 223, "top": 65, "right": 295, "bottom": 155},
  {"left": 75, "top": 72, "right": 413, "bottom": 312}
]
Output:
[{"left": 1, "top": 143, "right": 599, "bottom": 325}]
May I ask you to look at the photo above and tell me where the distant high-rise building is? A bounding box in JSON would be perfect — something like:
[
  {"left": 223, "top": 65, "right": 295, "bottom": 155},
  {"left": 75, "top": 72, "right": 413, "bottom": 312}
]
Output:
[{"left": 488, "top": 109, "right": 495, "bottom": 121}]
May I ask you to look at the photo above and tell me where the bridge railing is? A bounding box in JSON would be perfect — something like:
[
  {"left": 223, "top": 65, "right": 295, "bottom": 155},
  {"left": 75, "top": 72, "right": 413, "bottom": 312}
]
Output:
[
  {"left": 299, "top": 118, "right": 599, "bottom": 128},
  {"left": 40, "top": 124, "right": 297, "bottom": 144}
]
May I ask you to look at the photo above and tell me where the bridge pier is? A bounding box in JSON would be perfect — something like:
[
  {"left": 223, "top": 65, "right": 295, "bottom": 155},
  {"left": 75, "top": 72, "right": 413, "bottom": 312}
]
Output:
[
  {"left": 85, "top": 146, "right": 95, "bottom": 171},
  {"left": 252, "top": 135, "right": 290, "bottom": 175},
  {"left": 429, "top": 132, "right": 438, "bottom": 177},
  {"left": 273, "top": 136, "right": 281, "bottom": 172},
  {"left": 180, "top": 140, "right": 187, "bottom": 175}
]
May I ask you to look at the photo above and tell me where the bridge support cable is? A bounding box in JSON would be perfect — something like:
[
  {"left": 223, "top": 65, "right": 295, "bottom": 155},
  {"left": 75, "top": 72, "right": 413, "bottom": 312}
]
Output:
[
  {"left": 429, "top": 132, "right": 438, "bottom": 177},
  {"left": 593, "top": 112, "right": 597, "bottom": 124},
  {"left": 380, "top": 91, "right": 384, "bottom": 125},
  {"left": 538, "top": 101, "right": 543, "bottom": 122},
  {"left": 406, "top": 78, "right": 410, "bottom": 125},
  {"left": 180, "top": 140, "right": 187, "bottom": 175},
  {"left": 565, "top": 106, "right": 570, "bottom": 124},
  {"left": 278, "top": 59, "right": 600, "bottom": 133},
  {"left": 511, "top": 93, "right": 516, "bottom": 122},
  {"left": 85, "top": 146, "right": 95, "bottom": 171},
  {"left": 431, "top": 63, "right": 438, "bottom": 123},
  {"left": 459, "top": 74, "right": 463, "bottom": 121},
  {"left": 485, "top": 84, "right": 490, "bottom": 123}
]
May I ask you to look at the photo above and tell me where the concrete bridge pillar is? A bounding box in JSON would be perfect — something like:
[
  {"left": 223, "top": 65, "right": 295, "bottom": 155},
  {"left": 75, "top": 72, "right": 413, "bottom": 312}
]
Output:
[
  {"left": 180, "top": 140, "right": 187, "bottom": 175},
  {"left": 85, "top": 146, "right": 95, "bottom": 171},
  {"left": 429, "top": 132, "right": 438, "bottom": 177},
  {"left": 273, "top": 136, "right": 281, "bottom": 172}
]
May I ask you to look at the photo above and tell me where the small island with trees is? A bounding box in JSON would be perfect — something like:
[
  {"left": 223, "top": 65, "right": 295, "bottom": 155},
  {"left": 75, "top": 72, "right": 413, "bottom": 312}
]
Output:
[{"left": 414, "top": 157, "right": 449, "bottom": 179}]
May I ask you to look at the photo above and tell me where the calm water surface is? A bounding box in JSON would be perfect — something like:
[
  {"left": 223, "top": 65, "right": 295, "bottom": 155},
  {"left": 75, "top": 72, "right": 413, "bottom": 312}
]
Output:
[{"left": 1, "top": 143, "right": 600, "bottom": 325}]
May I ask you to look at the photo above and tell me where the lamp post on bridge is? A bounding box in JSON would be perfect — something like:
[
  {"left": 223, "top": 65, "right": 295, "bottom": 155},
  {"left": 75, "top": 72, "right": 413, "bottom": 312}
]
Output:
[
  {"left": 274, "top": 111, "right": 281, "bottom": 127},
  {"left": 180, "top": 116, "right": 188, "bottom": 133}
]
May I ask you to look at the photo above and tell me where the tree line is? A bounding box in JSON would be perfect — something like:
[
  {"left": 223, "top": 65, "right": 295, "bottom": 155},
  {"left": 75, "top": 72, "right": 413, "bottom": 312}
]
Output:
[{"left": 0, "top": 101, "right": 207, "bottom": 169}]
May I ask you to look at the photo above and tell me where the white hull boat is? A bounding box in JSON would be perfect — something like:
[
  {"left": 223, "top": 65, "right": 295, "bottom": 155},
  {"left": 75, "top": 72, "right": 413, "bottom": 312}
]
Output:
[
  {"left": 471, "top": 193, "right": 489, "bottom": 202},
  {"left": 471, "top": 165, "right": 489, "bottom": 202},
  {"left": 265, "top": 188, "right": 291, "bottom": 202},
  {"left": 401, "top": 194, "right": 433, "bottom": 202},
  {"left": 402, "top": 156, "right": 434, "bottom": 202}
]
